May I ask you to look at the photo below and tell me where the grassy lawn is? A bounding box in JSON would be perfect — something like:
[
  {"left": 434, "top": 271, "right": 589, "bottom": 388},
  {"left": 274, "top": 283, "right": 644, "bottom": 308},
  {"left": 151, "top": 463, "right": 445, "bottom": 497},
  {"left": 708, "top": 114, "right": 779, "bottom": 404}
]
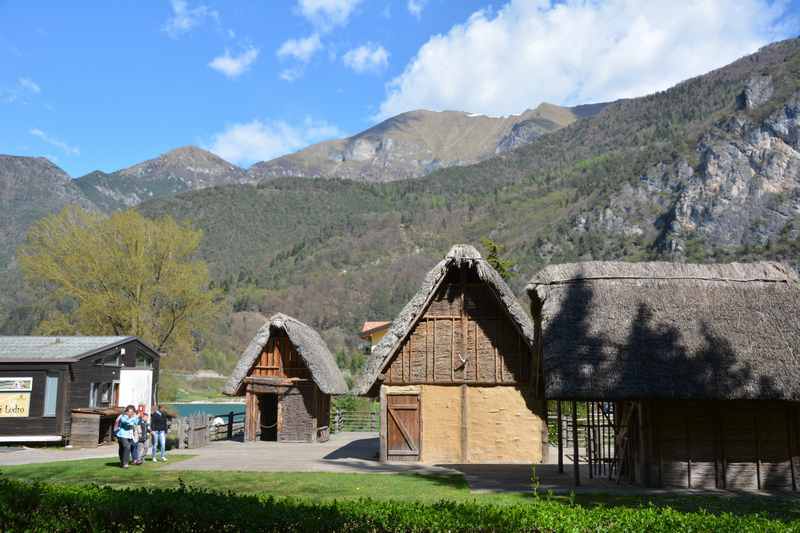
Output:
[{"left": 1, "top": 457, "right": 798, "bottom": 523}]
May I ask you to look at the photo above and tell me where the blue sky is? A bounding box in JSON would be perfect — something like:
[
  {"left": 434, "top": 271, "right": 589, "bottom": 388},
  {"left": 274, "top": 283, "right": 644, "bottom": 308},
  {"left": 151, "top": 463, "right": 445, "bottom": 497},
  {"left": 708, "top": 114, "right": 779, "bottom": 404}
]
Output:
[{"left": 1, "top": 0, "right": 798, "bottom": 177}]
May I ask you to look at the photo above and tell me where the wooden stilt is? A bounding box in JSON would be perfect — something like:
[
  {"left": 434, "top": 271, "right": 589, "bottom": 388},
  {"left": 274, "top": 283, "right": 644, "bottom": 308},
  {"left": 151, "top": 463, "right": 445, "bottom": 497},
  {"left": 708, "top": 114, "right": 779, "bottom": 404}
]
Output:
[
  {"left": 572, "top": 400, "right": 580, "bottom": 486},
  {"left": 557, "top": 400, "right": 564, "bottom": 474}
]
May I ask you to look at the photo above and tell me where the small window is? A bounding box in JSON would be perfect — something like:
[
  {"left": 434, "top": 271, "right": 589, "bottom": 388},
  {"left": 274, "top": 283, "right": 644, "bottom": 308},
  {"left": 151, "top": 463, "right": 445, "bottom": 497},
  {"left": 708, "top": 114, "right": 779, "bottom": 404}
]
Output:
[
  {"left": 104, "top": 354, "right": 120, "bottom": 367},
  {"left": 43, "top": 374, "right": 59, "bottom": 417},
  {"left": 89, "top": 383, "right": 98, "bottom": 407},
  {"left": 100, "top": 383, "right": 112, "bottom": 405},
  {"left": 136, "top": 353, "right": 152, "bottom": 368}
]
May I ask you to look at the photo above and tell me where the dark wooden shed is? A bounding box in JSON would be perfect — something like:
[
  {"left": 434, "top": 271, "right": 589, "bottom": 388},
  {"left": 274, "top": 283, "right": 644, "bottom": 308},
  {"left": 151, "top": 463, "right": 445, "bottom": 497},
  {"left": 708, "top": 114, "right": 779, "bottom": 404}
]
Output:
[
  {"left": 224, "top": 313, "right": 348, "bottom": 443},
  {"left": 527, "top": 261, "right": 800, "bottom": 491},
  {"left": 0, "top": 336, "right": 160, "bottom": 444},
  {"left": 356, "top": 244, "right": 547, "bottom": 464}
]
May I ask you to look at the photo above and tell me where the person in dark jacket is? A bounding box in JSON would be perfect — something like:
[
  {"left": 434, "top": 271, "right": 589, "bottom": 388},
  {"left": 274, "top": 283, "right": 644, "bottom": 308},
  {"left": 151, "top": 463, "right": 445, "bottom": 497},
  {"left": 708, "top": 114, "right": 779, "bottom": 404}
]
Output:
[{"left": 150, "top": 405, "right": 168, "bottom": 462}]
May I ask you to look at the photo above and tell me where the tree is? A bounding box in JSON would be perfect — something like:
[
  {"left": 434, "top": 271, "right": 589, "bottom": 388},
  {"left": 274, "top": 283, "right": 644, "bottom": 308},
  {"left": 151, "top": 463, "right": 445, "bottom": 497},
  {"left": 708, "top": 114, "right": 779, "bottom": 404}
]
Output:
[
  {"left": 480, "top": 237, "right": 516, "bottom": 280},
  {"left": 18, "top": 206, "right": 221, "bottom": 354}
]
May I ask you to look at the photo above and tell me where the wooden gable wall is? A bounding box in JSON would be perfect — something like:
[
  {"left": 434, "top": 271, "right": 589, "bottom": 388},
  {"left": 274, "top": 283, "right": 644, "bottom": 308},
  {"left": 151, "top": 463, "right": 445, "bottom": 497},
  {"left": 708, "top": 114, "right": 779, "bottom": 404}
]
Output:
[
  {"left": 385, "top": 267, "right": 532, "bottom": 386},
  {"left": 248, "top": 331, "right": 311, "bottom": 380}
]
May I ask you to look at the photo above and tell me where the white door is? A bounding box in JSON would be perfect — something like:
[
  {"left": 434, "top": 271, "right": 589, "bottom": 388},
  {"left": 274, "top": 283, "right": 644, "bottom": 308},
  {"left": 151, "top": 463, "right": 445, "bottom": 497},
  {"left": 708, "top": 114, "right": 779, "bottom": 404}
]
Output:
[{"left": 118, "top": 369, "right": 153, "bottom": 412}]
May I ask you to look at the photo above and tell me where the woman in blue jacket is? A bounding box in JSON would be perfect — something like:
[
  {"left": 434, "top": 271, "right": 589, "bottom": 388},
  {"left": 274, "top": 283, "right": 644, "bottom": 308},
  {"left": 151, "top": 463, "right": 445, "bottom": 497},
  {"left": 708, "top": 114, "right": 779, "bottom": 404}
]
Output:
[{"left": 115, "top": 405, "right": 139, "bottom": 468}]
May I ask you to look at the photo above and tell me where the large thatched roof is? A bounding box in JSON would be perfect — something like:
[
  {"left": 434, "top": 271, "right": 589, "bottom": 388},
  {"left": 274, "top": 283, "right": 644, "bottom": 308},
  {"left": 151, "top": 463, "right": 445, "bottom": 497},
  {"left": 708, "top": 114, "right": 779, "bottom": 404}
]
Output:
[
  {"left": 526, "top": 261, "right": 800, "bottom": 401},
  {"left": 224, "top": 313, "right": 348, "bottom": 396},
  {"left": 355, "top": 244, "right": 535, "bottom": 395}
]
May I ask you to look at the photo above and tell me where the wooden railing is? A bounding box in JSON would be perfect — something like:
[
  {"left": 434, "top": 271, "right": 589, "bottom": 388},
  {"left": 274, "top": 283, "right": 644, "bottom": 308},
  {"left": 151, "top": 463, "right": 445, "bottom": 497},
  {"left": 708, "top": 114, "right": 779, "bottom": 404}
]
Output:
[
  {"left": 331, "top": 408, "right": 379, "bottom": 433},
  {"left": 173, "top": 411, "right": 245, "bottom": 448}
]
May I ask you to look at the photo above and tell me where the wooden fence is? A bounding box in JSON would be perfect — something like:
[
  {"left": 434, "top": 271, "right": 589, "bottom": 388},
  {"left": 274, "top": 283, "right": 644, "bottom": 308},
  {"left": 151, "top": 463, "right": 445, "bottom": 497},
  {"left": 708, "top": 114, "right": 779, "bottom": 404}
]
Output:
[
  {"left": 331, "top": 408, "right": 379, "bottom": 433},
  {"left": 173, "top": 411, "right": 245, "bottom": 449}
]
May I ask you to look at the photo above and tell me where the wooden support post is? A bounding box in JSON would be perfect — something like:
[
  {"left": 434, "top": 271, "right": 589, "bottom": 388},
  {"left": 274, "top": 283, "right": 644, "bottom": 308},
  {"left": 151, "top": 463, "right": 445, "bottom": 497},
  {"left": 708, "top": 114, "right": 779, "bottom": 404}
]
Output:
[
  {"left": 227, "top": 411, "right": 234, "bottom": 441},
  {"left": 786, "top": 407, "right": 796, "bottom": 493},
  {"left": 379, "top": 386, "right": 387, "bottom": 462},
  {"left": 557, "top": 401, "right": 564, "bottom": 474},
  {"left": 755, "top": 414, "right": 762, "bottom": 490},
  {"left": 460, "top": 383, "right": 468, "bottom": 463},
  {"left": 719, "top": 406, "right": 727, "bottom": 489},
  {"left": 637, "top": 402, "right": 647, "bottom": 486},
  {"left": 572, "top": 400, "right": 580, "bottom": 486},
  {"left": 587, "top": 402, "right": 594, "bottom": 480}
]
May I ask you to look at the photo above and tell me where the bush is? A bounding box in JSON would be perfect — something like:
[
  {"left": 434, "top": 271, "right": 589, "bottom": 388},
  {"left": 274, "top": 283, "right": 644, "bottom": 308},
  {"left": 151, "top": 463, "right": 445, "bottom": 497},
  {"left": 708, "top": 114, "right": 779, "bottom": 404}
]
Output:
[{"left": 0, "top": 478, "right": 794, "bottom": 532}]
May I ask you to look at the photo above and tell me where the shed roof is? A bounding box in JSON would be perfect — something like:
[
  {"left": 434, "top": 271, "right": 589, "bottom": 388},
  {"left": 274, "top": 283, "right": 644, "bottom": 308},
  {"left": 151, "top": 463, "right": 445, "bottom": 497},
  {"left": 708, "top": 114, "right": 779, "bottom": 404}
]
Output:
[
  {"left": 223, "top": 313, "right": 348, "bottom": 396},
  {"left": 526, "top": 261, "right": 800, "bottom": 401},
  {"left": 0, "top": 336, "right": 142, "bottom": 363},
  {"left": 355, "top": 244, "right": 535, "bottom": 395}
]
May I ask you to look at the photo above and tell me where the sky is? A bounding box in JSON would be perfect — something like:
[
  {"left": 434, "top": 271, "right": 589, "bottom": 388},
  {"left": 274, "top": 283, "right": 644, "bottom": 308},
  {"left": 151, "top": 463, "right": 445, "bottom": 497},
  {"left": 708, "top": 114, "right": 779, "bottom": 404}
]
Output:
[{"left": 1, "top": 0, "right": 798, "bottom": 177}]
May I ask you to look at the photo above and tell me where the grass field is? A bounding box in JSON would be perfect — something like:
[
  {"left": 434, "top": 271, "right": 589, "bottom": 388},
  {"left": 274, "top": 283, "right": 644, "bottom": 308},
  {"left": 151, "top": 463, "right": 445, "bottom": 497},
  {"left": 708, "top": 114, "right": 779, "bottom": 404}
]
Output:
[{"left": 1, "top": 457, "right": 799, "bottom": 524}]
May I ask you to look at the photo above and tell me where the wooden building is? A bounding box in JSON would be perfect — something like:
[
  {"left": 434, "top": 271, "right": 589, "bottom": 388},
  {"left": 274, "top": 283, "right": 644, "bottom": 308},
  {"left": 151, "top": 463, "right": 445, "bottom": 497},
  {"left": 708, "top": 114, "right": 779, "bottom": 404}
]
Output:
[
  {"left": 0, "top": 336, "right": 160, "bottom": 444},
  {"left": 224, "top": 313, "right": 348, "bottom": 443},
  {"left": 527, "top": 261, "right": 800, "bottom": 491},
  {"left": 357, "top": 244, "right": 547, "bottom": 464}
]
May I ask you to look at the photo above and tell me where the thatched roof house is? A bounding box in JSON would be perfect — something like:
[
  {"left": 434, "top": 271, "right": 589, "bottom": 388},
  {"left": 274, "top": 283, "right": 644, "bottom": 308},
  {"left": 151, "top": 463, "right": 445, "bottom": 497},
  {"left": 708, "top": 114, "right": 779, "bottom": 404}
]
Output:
[
  {"left": 526, "top": 261, "right": 800, "bottom": 491},
  {"left": 224, "top": 313, "right": 347, "bottom": 442},
  {"left": 357, "top": 244, "right": 546, "bottom": 464},
  {"left": 356, "top": 244, "right": 535, "bottom": 396},
  {"left": 526, "top": 261, "right": 800, "bottom": 401},
  {"left": 225, "top": 313, "right": 347, "bottom": 397}
]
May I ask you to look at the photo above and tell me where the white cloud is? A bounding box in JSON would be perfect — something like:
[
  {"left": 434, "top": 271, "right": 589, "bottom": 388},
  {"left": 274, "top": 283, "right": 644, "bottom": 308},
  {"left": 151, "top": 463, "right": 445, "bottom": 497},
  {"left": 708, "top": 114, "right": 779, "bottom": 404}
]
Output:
[
  {"left": 29, "top": 128, "right": 80, "bottom": 156},
  {"left": 163, "top": 0, "right": 218, "bottom": 39},
  {"left": 2, "top": 77, "right": 42, "bottom": 103},
  {"left": 209, "top": 46, "right": 260, "bottom": 78},
  {"left": 279, "top": 67, "right": 305, "bottom": 82},
  {"left": 377, "top": 0, "right": 793, "bottom": 120},
  {"left": 17, "top": 77, "right": 41, "bottom": 94},
  {"left": 207, "top": 118, "right": 343, "bottom": 165},
  {"left": 277, "top": 34, "right": 322, "bottom": 63},
  {"left": 343, "top": 43, "right": 389, "bottom": 74},
  {"left": 407, "top": 0, "right": 426, "bottom": 19},
  {"left": 297, "top": 0, "right": 362, "bottom": 31}
]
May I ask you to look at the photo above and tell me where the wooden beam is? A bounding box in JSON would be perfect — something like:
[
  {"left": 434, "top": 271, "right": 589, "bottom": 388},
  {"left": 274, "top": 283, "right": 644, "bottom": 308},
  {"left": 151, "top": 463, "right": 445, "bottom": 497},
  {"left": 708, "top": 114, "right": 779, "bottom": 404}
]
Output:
[
  {"left": 460, "top": 383, "right": 468, "bottom": 463},
  {"left": 379, "top": 386, "right": 387, "bottom": 462},
  {"left": 572, "top": 401, "right": 580, "bottom": 486},
  {"left": 786, "top": 407, "right": 796, "bottom": 493},
  {"left": 557, "top": 400, "right": 564, "bottom": 474},
  {"left": 637, "top": 402, "right": 647, "bottom": 486},
  {"left": 755, "top": 413, "right": 762, "bottom": 490}
]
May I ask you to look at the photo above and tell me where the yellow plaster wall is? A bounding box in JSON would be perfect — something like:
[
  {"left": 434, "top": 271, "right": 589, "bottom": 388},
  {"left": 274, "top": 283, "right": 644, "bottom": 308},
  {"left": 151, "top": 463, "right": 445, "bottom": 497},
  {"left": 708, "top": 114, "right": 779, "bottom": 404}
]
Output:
[
  {"left": 419, "top": 385, "right": 462, "bottom": 464},
  {"left": 466, "top": 386, "right": 545, "bottom": 463}
]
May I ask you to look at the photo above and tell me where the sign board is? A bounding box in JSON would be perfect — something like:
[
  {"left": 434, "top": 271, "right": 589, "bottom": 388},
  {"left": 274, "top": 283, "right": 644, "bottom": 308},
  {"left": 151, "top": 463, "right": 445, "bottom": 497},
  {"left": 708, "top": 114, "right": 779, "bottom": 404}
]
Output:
[
  {"left": 117, "top": 369, "right": 153, "bottom": 413},
  {"left": 0, "top": 378, "right": 32, "bottom": 417}
]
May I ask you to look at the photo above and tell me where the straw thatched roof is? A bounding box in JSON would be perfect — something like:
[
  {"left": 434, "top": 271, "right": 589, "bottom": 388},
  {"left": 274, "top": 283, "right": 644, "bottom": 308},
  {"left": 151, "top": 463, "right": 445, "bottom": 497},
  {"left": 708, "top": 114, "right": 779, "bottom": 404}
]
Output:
[
  {"left": 224, "top": 313, "right": 348, "bottom": 396},
  {"left": 526, "top": 261, "right": 800, "bottom": 401},
  {"left": 355, "top": 244, "right": 535, "bottom": 395}
]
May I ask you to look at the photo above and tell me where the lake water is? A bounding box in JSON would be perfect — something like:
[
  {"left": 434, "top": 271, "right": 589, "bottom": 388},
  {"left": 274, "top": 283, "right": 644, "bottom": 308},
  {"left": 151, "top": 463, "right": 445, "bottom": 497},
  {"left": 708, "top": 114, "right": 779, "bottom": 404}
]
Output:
[{"left": 165, "top": 402, "right": 244, "bottom": 417}]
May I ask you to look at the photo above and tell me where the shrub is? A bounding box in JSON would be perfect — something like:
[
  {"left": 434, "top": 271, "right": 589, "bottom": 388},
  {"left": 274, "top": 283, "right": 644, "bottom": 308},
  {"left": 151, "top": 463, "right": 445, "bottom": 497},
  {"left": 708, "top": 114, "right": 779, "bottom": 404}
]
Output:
[{"left": 0, "top": 478, "right": 795, "bottom": 532}]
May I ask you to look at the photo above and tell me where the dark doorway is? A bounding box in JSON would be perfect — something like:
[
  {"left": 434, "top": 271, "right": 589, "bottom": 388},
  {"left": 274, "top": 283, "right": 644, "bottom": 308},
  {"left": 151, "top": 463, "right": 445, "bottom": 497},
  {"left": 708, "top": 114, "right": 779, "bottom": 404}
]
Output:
[{"left": 258, "top": 394, "right": 278, "bottom": 441}]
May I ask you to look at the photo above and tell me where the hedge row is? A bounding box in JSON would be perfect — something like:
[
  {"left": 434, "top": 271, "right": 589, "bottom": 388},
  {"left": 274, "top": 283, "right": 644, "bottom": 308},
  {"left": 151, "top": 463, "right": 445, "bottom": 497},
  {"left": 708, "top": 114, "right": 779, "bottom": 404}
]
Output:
[{"left": 0, "top": 477, "right": 795, "bottom": 532}]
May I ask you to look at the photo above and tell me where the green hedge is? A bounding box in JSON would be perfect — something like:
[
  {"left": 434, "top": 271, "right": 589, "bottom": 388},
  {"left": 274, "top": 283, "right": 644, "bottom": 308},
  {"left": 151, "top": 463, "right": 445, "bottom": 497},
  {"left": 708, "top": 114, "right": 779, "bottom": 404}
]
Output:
[{"left": 0, "top": 477, "right": 795, "bottom": 532}]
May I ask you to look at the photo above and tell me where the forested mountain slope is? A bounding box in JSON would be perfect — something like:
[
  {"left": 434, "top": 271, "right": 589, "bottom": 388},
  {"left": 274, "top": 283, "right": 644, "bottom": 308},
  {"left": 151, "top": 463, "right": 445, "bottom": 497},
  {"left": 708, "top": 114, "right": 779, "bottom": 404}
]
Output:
[{"left": 139, "top": 38, "right": 800, "bottom": 356}]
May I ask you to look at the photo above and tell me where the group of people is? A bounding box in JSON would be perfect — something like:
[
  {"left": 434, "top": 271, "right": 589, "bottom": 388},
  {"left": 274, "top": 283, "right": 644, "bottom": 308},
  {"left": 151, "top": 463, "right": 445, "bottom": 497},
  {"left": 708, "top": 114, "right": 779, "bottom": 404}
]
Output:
[{"left": 114, "top": 404, "right": 169, "bottom": 468}]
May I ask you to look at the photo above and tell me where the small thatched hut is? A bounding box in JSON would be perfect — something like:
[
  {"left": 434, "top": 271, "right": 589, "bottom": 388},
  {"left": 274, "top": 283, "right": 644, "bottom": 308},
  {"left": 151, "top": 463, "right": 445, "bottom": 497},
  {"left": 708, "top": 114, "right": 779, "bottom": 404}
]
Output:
[
  {"left": 527, "top": 261, "right": 800, "bottom": 491},
  {"left": 357, "top": 244, "right": 546, "bottom": 464},
  {"left": 224, "top": 313, "right": 348, "bottom": 443}
]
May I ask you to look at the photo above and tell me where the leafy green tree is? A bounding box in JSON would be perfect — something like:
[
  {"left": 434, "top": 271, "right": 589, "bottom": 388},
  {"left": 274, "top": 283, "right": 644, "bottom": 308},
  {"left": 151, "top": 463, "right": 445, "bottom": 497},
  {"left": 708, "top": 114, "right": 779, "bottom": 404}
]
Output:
[
  {"left": 480, "top": 238, "right": 516, "bottom": 280},
  {"left": 18, "top": 206, "right": 220, "bottom": 354}
]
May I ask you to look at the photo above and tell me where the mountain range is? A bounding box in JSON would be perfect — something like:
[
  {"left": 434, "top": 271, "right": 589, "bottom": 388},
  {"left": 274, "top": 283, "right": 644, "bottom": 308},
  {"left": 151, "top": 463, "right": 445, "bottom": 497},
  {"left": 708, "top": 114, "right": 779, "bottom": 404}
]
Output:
[{"left": 1, "top": 37, "right": 799, "bottom": 368}]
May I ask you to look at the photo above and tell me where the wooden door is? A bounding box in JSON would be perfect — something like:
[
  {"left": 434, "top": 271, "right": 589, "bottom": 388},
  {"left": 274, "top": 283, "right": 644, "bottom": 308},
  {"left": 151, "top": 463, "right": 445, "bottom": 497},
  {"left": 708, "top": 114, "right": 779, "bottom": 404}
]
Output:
[{"left": 386, "top": 394, "right": 420, "bottom": 461}]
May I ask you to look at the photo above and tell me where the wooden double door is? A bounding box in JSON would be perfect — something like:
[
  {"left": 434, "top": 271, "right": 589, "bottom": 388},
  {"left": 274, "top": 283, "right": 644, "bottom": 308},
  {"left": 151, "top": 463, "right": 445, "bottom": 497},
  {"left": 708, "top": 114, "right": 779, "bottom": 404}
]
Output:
[{"left": 385, "top": 394, "right": 420, "bottom": 461}]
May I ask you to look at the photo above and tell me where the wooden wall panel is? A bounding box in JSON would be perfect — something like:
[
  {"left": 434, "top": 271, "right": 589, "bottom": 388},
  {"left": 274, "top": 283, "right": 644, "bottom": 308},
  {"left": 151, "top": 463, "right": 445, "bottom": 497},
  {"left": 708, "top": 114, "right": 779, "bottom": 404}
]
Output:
[{"left": 384, "top": 273, "right": 532, "bottom": 387}]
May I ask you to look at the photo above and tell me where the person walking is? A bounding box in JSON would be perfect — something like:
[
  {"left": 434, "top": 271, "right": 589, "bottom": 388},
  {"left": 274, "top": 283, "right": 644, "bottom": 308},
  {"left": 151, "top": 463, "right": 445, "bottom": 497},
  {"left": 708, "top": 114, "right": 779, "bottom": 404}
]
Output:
[
  {"left": 115, "top": 405, "right": 139, "bottom": 469},
  {"left": 150, "top": 404, "right": 168, "bottom": 462},
  {"left": 133, "top": 412, "right": 150, "bottom": 465}
]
